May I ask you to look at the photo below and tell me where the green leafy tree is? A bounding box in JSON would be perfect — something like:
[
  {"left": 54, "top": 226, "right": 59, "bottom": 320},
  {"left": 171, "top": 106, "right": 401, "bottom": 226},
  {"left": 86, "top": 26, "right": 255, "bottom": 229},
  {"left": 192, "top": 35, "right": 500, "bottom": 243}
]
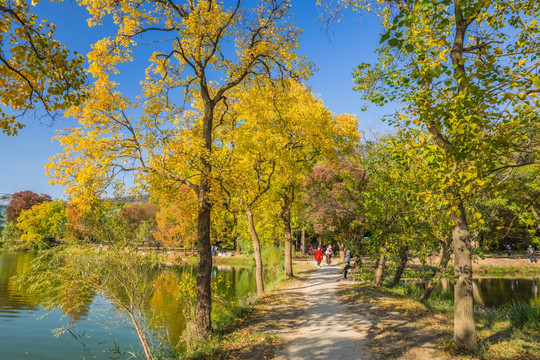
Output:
[
  {"left": 328, "top": 0, "right": 540, "bottom": 348},
  {"left": 16, "top": 199, "right": 67, "bottom": 245}
]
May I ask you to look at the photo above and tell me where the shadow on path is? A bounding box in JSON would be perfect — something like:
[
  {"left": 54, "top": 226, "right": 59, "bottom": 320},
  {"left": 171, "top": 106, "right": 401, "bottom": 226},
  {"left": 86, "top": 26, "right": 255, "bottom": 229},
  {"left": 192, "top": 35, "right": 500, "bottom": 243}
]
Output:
[{"left": 274, "top": 262, "right": 373, "bottom": 360}]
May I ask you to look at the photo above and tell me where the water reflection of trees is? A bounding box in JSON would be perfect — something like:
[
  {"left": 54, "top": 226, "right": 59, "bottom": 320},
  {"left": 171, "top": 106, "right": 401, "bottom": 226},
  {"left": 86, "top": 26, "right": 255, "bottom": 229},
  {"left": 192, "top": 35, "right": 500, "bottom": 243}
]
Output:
[
  {"left": 434, "top": 276, "right": 540, "bottom": 308},
  {"left": 472, "top": 278, "right": 540, "bottom": 307},
  {"left": 6, "top": 250, "right": 270, "bottom": 358},
  {"left": 0, "top": 252, "right": 42, "bottom": 312}
]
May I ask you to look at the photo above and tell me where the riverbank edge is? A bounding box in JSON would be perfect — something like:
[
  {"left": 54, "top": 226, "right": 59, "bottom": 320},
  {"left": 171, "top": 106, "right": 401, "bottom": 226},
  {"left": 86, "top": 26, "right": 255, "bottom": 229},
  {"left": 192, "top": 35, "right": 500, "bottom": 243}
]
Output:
[
  {"left": 2, "top": 246, "right": 315, "bottom": 359},
  {"left": 180, "top": 260, "right": 315, "bottom": 360},
  {"left": 473, "top": 264, "right": 540, "bottom": 277}
]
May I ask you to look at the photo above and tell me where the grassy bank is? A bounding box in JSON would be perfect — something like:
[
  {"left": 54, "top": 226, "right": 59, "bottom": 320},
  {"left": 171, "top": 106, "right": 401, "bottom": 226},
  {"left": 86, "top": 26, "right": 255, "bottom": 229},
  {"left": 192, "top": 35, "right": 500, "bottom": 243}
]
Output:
[
  {"left": 338, "top": 281, "right": 540, "bottom": 359},
  {"left": 474, "top": 264, "right": 540, "bottom": 277},
  {"left": 179, "top": 262, "right": 314, "bottom": 360}
]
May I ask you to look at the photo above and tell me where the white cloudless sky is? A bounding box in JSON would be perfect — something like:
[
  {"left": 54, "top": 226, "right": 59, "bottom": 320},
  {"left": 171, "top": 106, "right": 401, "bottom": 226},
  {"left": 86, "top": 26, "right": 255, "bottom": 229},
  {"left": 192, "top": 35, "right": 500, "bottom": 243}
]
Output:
[{"left": 0, "top": 1, "right": 392, "bottom": 199}]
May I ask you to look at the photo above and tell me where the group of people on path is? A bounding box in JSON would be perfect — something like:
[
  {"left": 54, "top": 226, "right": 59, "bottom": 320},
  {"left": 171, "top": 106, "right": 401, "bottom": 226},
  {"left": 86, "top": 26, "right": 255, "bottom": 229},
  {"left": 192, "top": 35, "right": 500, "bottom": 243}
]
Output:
[
  {"left": 313, "top": 246, "right": 362, "bottom": 279},
  {"left": 313, "top": 245, "right": 334, "bottom": 267}
]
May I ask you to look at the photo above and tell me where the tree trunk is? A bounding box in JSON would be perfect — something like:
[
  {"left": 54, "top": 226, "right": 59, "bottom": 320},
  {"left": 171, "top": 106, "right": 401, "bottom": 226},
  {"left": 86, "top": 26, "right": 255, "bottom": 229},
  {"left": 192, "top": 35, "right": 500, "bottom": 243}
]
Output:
[
  {"left": 452, "top": 200, "right": 477, "bottom": 349},
  {"left": 392, "top": 247, "right": 408, "bottom": 284},
  {"left": 373, "top": 251, "right": 386, "bottom": 286},
  {"left": 235, "top": 236, "right": 241, "bottom": 256},
  {"left": 195, "top": 188, "right": 212, "bottom": 339},
  {"left": 420, "top": 238, "right": 452, "bottom": 301},
  {"left": 283, "top": 215, "right": 294, "bottom": 278},
  {"left": 281, "top": 192, "right": 294, "bottom": 278},
  {"left": 194, "top": 100, "right": 214, "bottom": 339},
  {"left": 339, "top": 240, "right": 345, "bottom": 261},
  {"left": 301, "top": 227, "right": 305, "bottom": 254},
  {"left": 246, "top": 208, "right": 264, "bottom": 296}
]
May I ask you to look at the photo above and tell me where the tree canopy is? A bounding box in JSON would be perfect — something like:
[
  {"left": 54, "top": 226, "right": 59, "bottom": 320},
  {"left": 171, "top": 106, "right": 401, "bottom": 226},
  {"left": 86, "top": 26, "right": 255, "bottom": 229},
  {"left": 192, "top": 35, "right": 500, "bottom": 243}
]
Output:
[{"left": 0, "top": 0, "right": 86, "bottom": 135}]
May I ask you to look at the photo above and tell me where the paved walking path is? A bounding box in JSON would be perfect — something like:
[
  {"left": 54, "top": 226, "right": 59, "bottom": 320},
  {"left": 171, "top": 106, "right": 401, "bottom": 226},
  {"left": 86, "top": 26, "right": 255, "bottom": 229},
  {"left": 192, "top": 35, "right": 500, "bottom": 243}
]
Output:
[{"left": 274, "top": 262, "right": 373, "bottom": 360}]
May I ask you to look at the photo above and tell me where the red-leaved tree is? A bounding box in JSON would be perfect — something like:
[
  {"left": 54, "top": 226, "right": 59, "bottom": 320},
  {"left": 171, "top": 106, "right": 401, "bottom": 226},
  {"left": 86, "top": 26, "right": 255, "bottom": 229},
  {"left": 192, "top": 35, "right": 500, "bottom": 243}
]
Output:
[
  {"left": 6, "top": 190, "right": 51, "bottom": 223},
  {"left": 301, "top": 163, "right": 367, "bottom": 259}
]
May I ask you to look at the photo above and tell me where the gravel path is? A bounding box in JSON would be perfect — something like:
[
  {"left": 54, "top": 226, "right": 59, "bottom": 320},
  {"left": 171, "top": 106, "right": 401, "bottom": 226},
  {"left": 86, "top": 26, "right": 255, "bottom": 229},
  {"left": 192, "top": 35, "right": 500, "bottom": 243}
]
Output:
[{"left": 274, "top": 262, "right": 373, "bottom": 360}]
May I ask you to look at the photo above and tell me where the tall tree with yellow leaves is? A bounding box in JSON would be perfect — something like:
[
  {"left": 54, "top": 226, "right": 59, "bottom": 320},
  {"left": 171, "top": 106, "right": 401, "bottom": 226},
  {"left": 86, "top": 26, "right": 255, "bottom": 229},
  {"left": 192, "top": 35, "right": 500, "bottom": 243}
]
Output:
[
  {"left": 229, "top": 79, "right": 358, "bottom": 278},
  {"left": 48, "top": 0, "right": 309, "bottom": 338},
  {"left": 0, "top": 0, "right": 85, "bottom": 135}
]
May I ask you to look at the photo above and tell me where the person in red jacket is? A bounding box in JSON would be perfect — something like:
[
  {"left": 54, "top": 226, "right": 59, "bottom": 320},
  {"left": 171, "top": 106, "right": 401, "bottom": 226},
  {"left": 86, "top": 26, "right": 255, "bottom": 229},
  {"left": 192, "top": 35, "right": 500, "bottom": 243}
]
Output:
[{"left": 314, "top": 247, "right": 323, "bottom": 268}]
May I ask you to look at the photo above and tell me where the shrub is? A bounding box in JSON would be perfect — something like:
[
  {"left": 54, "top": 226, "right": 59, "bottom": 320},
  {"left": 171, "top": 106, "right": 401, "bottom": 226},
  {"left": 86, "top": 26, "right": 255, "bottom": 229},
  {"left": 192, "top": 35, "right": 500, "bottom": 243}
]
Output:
[
  {"left": 506, "top": 300, "right": 540, "bottom": 331},
  {"left": 1, "top": 221, "right": 20, "bottom": 242}
]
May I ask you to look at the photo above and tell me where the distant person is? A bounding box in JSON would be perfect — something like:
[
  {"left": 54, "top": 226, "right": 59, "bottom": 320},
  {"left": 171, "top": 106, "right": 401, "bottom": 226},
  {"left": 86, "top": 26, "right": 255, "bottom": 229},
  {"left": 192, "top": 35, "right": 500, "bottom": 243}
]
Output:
[
  {"left": 345, "top": 249, "right": 351, "bottom": 266},
  {"left": 506, "top": 244, "right": 511, "bottom": 258},
  {"left": 326, "top": 245, "right": 333, "bottom": 266},
  {"left": 314, "top": 247, "right": 323, "bottom": 268},
  {"left": 528, "top": 245, "right": 537, "bottom": 263},
  {"left": 343, "top": 258, "right": 362, "bottom": 279}
]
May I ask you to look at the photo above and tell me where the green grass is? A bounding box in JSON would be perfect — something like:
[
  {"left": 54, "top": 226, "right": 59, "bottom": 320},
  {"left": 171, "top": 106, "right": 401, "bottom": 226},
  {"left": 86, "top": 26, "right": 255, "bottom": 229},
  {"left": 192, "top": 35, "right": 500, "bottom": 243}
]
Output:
[
  {"left": 212, "top": 255, "right": 254, "bottom": 267},
  {"left": 505, "top": 300, "right": 540, "bottom": 331},
  {"left": 475, "top": 264, "right": 540, "bottom": 277}
]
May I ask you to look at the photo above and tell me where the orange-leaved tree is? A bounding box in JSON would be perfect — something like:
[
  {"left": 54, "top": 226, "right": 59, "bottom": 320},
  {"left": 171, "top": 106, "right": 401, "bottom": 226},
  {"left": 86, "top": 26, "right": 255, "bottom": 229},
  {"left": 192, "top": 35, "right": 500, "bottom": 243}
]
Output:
[{"left": 154, "top": 186, "right": 197, "bottom": 251}]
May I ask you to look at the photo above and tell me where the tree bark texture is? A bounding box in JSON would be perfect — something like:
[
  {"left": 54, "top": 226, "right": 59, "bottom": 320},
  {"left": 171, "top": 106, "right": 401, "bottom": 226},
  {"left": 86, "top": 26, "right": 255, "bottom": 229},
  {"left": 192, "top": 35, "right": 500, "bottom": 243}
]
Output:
[
  {"left": 246, "top": 208, "right": 264, "bottom": 296},
  {"left": 420, "top": 238, "right": 452, "bottom": 301},
  {"left": 194, "top": 100, "right": 214, "bottom": 339},
  {"left": 373, "top": 251, "right": 386, "bottom": 286},
  {"left": 283, "top": 215, "right": 294, "bottom": 277},
  {"left": 452, "top": 200, "right": 477, "bottom": 349},
  {"left": 447, "top": 1, "right": 478, "bottom": 348},
  {"left": 195, "top": 191, "right": 212, "bottom": 339}
]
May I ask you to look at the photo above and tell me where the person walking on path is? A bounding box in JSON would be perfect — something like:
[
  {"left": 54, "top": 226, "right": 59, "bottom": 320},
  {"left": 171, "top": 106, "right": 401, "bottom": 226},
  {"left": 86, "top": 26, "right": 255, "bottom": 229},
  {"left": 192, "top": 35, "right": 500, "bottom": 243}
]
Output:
[
  {"left": 325, "top": 245, "right": 332, "bottom": 266},
  {"left": 528, "top": 245, "right": 537, "bottom": 263},
  {"left": 506, "top": 244, "right": 512, "bottom": 258},
  {"left": 314, "top": 247, "right": 323, "bottom": 268}
]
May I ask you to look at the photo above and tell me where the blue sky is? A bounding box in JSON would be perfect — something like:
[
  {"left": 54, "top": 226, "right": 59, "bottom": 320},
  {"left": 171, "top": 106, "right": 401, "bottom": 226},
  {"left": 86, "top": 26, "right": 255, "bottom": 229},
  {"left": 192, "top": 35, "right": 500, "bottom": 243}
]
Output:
[{"left": 0, "top": 1, "right": 390, "bottom": 199}]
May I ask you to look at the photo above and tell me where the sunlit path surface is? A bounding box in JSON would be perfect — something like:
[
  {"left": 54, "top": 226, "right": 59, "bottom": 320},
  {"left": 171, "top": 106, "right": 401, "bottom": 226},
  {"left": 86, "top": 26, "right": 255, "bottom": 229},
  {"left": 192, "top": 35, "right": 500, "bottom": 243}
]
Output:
[{"left": 275, "top": 262, "right": 373, "bottom": 360}]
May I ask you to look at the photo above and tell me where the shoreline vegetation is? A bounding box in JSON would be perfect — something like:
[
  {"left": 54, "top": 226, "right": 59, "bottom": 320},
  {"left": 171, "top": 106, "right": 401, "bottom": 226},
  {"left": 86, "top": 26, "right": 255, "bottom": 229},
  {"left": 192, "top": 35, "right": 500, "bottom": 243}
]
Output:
[
  {"left": 337, "top": 280, "right": 540, "bottom": 360},
  {"left": 2, "top": 246, "right": 540, "bottom": 359}
]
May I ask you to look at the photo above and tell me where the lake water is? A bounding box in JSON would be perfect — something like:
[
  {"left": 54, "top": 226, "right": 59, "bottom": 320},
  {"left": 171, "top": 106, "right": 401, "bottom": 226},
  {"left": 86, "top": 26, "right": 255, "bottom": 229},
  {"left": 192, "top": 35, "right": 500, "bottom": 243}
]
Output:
[
  {"left": 433, "top": 277, "right": 540, "bottom": 308},
  {"left": 471, "top": 277, "right": 540, "bottom": 308},
  {"left": 0, "top": 251, "right": 264, "bottom": 359}
]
